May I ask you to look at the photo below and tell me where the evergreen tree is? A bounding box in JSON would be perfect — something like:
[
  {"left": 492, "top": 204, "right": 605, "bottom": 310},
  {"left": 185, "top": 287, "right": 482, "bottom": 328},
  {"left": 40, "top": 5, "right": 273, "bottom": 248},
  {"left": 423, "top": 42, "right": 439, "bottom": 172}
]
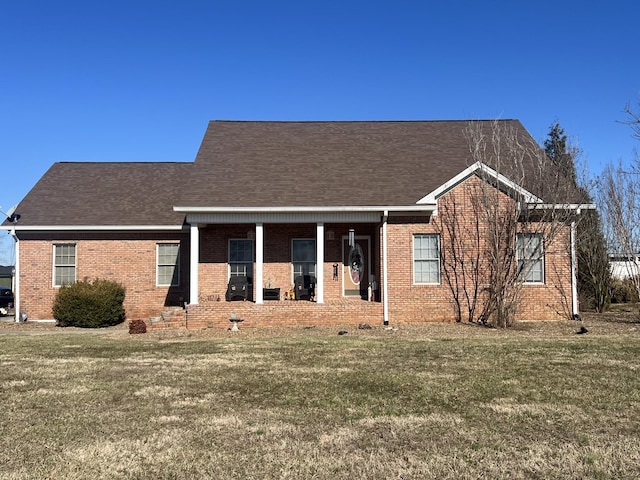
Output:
[
  {"left": 544, "top": 121, "right": 577, "bottom": 184},
  {"left": 544, "top": 121, "right": 611, "bottom": 312}
]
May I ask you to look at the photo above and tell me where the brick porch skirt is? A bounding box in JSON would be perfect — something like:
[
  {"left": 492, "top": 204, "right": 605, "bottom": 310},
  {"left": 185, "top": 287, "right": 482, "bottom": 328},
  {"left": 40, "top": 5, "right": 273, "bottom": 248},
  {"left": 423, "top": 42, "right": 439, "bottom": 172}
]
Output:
[{"left": 150, "top": 299, "right": 384, "bottom": 330}]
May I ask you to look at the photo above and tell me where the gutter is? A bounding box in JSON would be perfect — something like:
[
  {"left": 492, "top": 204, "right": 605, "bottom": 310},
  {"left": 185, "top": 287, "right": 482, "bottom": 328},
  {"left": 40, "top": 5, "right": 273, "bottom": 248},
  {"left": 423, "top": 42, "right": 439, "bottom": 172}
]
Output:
[
  {"left": 0, "top": 225, "right": 187, "bottom": 232},
  {"left": 526, "top": 203, "right": 596, "bottom": 213}
]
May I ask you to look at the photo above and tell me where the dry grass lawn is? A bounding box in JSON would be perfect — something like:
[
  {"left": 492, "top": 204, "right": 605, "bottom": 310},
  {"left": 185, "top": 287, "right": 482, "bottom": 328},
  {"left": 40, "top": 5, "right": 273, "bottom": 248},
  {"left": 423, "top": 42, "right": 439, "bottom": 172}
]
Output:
[{"left": 0, "top": 312, "right": 639, "bottom": 479}]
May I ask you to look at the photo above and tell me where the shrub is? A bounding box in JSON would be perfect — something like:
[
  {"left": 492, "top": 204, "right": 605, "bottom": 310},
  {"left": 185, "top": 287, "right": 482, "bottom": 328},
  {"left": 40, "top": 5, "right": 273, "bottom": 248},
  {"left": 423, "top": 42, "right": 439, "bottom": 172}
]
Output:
[
  {"left": 610, "top": 277, "right": 639, "bottom": 304},
  {"left": 128, "top": 319, "right": 147, "bottom": 334},
  {"left": 53, "top": 279, "right": 126, "bottom": 328}
]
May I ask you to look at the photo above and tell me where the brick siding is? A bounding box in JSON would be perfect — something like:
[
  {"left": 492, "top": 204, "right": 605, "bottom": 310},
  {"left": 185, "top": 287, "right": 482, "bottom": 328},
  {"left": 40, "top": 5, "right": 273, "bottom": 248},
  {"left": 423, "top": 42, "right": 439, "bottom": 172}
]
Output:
[
  {"left": 16, "top": 179, "right": 574, "bottom": 326},
  {"left": 17, "top": 231, "right": 190, "bottom": 320}
]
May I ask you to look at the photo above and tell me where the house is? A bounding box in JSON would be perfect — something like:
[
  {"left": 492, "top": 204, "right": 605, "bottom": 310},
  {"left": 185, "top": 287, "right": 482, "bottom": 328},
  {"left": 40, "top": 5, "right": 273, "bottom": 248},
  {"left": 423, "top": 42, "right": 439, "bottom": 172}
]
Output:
[
  {"left": 1, "top": 120, "right": 589, "bottom": 328},
  {"left": 609, "top": 253, "right": 640, "bottom": 280}
]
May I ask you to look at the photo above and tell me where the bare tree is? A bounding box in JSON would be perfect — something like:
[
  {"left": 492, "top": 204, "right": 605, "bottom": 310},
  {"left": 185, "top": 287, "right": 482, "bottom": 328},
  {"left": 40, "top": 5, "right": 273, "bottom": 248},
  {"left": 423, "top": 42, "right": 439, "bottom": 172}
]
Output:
[
  {"left": 599, "top": 161, "right": 640, "bottom": 300},
  {"left": 576, "top": 207, "right": 611, "bottom": 312},
  {"left": 434, "top": 121, "right": 586, "bottom": 327},
  {"left": 436, "top": 180, "right": 484, "bottom": 323},
  {"left": 622, "top": 101, "right": 640, "bottom": 141},
  {"left": 595, "top": 100, "right": 640, "bottom": 309}
]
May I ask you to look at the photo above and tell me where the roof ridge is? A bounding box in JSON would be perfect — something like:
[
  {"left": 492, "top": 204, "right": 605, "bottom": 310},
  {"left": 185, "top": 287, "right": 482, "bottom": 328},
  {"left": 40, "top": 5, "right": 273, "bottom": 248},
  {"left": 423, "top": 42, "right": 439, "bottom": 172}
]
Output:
[{"left": 208, "top": 119, "right": 520, "bottom": 124}]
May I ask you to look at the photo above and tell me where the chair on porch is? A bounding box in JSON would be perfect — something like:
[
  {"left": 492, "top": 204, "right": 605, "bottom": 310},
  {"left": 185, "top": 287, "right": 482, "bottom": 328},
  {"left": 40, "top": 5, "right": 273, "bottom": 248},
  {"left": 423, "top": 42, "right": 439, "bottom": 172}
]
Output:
[
  {"left": 294, "top": 275, "right": 316, "bottom": 301},
  {"left": 226, "top": 275, "right": 250, "bottom": 301}
]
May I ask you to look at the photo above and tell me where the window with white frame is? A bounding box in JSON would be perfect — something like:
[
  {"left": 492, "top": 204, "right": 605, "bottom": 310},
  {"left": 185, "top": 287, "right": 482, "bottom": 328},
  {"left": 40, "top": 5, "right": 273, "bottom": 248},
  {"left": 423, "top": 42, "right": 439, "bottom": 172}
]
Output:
[
  {"left": 53, "top": 244, "right": 76, "bottom": 287},
  {"left": 413, "top": 234, "right": 440, "bottom": 284},
  {"left": 292, "top": 239, "right": 316, "bottom": 281},
  {"left": 517, "top": 233, "right": 544, "bottom": 283},
  {"left": 157, "top": 243, "right": 180, "bottom": 286},
  {"left": 229, "top": 239, "right": 253, "bottom": 283}
]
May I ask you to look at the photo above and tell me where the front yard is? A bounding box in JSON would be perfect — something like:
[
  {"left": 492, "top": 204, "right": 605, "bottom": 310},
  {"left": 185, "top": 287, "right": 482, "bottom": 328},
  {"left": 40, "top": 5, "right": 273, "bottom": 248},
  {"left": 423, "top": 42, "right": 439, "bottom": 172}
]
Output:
[{"left": 0, "top": 313, "right": 639, "bottom": 479}]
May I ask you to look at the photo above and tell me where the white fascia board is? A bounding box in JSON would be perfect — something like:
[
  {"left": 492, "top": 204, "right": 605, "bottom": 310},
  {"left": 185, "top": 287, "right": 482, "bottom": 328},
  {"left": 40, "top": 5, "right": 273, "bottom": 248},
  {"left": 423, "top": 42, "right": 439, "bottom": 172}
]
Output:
[
  {"left": 417, "top": 161, "right": 543, "bottom": 204},
  {"left": 527, "top": 203, "right": 596, "bottom": 213},
  {"left": 1, "top": 225, "right": 186, "bottom": 232},
  {"left": 173, "top": 205, "right": 436, "bottom": 214}
]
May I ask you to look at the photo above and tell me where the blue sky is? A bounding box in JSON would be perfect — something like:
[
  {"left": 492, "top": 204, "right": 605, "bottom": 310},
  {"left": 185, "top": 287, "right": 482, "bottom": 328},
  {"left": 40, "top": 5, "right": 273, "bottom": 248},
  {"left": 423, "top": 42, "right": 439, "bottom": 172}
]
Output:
[{"left": 1, "top": 0, "right": 639, "bottom": 265}]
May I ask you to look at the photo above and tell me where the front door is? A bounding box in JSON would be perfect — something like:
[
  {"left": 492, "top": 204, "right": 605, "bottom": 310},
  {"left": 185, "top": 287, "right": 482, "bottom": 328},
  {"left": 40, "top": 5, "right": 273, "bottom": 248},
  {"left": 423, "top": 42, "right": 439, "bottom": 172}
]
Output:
[{"left": 343, "top": 236, "right": 371, "bottom": 298}]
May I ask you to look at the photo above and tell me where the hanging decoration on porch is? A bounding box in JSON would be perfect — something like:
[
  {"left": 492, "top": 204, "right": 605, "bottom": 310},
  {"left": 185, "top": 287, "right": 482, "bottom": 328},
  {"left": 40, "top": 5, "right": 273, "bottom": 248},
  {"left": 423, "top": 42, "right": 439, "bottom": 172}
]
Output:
[{"left": 348, "top": 243, "right": 364, "bottom": 285}]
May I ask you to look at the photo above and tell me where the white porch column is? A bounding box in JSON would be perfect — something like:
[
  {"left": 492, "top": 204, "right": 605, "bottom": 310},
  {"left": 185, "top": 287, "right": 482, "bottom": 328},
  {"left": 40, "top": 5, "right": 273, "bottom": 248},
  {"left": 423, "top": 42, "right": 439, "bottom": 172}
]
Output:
[
  {"left": 382, "top": 211, "right": 389, "bottom": 325},
  {"left": 255, "top": 223, "right": 264, "bottom": 304},
  {"left": 189, "top": 224, "right": 199, "bottom": 305},
  {"left": 316, "top": 222, "right": 324, "bottom": 303}
]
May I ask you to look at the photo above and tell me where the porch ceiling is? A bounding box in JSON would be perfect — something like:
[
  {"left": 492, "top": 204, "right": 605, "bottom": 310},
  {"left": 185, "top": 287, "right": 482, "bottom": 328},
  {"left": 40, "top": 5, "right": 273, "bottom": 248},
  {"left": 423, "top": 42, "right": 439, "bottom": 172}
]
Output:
[{"left": 175, "top": 205, "right": 436, "bottom": 224}]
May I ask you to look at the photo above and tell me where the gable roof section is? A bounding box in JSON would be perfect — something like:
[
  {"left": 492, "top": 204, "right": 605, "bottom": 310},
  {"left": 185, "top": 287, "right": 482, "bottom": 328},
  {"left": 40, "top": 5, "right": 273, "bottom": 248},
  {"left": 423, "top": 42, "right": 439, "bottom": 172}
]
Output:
[
  {"left": 6, "top": 162, "right": 192, "bottom": 228},
  {"left": 417, "top": 161, "right": 543, "bottom": 205},
  {"left": 178, "top": 120, "right": 534, "bottom": 209}
]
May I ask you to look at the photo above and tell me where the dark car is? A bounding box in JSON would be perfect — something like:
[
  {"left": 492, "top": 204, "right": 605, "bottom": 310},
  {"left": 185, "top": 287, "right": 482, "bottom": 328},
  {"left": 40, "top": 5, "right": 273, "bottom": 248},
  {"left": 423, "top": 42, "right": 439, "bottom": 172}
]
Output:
[{"left": 0, "top": 287, "right": 14, "bottom": 310}]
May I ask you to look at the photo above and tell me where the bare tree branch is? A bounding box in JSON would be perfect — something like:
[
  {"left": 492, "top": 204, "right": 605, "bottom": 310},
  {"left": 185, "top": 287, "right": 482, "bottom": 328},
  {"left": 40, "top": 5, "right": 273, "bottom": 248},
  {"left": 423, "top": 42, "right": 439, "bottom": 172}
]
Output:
[
  {"left": 434, "top": 120, "right": 583, "bottom": 327},
  {"left": 599, "top": 161, "right": 640, "bottom": 302},
  {"left": 622, "top": 102, "right": 640, "bottom": 141}
]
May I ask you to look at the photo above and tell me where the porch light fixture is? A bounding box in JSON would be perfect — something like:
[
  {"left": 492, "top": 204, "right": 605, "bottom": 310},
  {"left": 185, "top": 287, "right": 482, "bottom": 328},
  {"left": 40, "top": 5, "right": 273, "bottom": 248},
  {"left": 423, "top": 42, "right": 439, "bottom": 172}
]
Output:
[
  {"left": 326, "top": 230, "right": 335, "bottom": 241},
  {"left": 348, "top": 228, "right": 355, "bottom": 247}
]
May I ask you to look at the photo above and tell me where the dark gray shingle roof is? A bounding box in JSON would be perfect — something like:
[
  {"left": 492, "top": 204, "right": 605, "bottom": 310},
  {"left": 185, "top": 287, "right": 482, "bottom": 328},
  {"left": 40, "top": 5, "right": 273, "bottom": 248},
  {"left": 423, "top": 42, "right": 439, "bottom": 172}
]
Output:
[
  {"left": 6, "top": 120, "right": 585, "bottom": 228},
  {"left": 182, "top": 120, "right": 505, "bottom": 207},
  {"left": 9, "top": 162, "right": 192, "bottom": 226}
]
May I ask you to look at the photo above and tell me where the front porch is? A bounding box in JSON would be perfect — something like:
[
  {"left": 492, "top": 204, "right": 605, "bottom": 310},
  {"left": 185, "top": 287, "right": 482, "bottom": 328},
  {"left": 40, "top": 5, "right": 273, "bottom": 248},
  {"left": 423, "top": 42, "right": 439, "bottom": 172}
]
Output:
[
  {"left": 170, "top": 206, "right": 435, "bottom": 330},
  {"left": 189, "top": 217, "right": 385, "bottom": 299}
]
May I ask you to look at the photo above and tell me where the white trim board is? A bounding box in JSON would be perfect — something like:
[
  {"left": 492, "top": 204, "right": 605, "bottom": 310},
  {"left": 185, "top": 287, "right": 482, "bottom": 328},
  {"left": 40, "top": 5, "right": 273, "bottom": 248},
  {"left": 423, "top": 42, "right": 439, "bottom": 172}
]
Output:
[{"left": 417, "top": 161, "right": 543, "bottom": 205}]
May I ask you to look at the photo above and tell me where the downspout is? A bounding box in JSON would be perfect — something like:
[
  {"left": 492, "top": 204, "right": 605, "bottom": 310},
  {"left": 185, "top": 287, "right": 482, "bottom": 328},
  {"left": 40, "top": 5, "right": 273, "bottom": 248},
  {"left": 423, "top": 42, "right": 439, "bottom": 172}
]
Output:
[
  {"left": 570, "top": 220, "right": 579, "bottom": 318},
  {"left": 10, "top": 227, "right": 19, "bottom": 323},
  {"left": 382, "top": 210, "right": 389, "bottom": 326}
]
